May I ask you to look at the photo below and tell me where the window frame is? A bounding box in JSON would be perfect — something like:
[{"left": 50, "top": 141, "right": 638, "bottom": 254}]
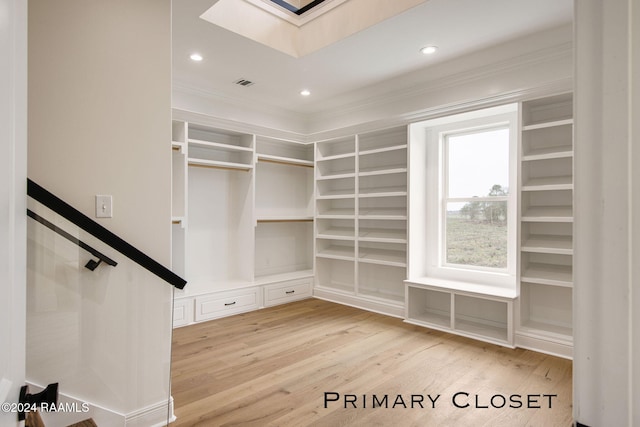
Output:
[{"left": 424, "top": 106, "right": 518, "bottom": 288}]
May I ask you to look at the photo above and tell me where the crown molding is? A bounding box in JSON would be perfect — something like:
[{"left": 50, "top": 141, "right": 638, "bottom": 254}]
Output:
[
  {"left": 308, "top": 40, "right": 573, "bottom": 127},
  {"left": 172, "top": 107, "right": 311, "bottom": 143}
]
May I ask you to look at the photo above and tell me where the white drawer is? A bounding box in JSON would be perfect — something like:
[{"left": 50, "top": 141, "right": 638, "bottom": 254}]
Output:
[
  {"left": 264, "top": 278, "right": 312, "bottom": 307},
  {"left": 195, "top": 288, "right": 260, "bottom": 321}
]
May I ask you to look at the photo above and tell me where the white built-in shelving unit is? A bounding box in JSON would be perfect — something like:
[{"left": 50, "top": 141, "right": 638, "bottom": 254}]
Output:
[
  {"left": 516, "top": 93, "right": 574, "bottom": 357},
  {"left": 170, "top": 96, "right": 574, "bottom": 357},
  {"left": 254, "top": 135, "right": 314, "bottom": 291},
  {"left": 170, "top": 118, "right": 314, "bottom": 327},
  {"left": 314, "top": 127, "right": 408, "bottom": 317}
]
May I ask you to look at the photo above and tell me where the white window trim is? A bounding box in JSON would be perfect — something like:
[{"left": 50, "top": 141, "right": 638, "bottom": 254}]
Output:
[{"left": 423, "top": 105, "right": 518, "bottom": 290}]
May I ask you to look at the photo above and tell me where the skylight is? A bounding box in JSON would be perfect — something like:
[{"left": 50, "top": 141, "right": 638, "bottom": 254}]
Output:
[{"left": 269, "top": 0, "right": 328, "bottom": 15}]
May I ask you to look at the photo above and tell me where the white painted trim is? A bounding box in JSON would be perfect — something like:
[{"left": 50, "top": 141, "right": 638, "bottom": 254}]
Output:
[
  {"left": 313, "top": 289, "right": 405, "bottom": 318},
  {"left": 514, "top": 333, "right": 572, "bottom": 360}
]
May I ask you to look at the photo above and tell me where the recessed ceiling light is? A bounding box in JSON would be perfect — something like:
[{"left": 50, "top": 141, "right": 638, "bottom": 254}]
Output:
[
  {"left": 190, "top": 53, "right": 203, "bottom": 62},
  {"left": 420, "top": 46, "right": 438, "bottom": 55},
  {"left": 300, "top": 89, "right": 311, "bottom": 96}
]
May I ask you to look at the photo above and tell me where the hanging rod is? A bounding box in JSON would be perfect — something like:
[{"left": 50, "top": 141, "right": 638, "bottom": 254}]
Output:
[{"left": 27, "top": 209, "right": 118, "bottom": 271}]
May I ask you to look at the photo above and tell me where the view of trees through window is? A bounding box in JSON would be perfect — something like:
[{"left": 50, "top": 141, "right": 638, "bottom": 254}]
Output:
[{"left": 446, "top": 186, "right": 508, "bottom": 268}]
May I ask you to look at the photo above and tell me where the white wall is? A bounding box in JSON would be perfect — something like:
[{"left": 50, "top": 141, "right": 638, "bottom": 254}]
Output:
[
  {"left": 27, "top": 0, "right": 173, "bottom": 424},
  {"left": 28, "top": 0, "right": 172, "bottom": 264},
  {"left": 574, "top": 0, "right": 640, "bottom": 425},
  {"left": 0, "top": 0, "right": 27, "bottom": 426}
]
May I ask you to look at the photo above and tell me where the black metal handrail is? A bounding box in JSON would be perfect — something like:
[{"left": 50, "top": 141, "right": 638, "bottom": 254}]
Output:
[
  {"left": 27, "top": 208, "right": 117, "bottom": 271},
  {"left": 27, "top": 179, "right": 187, "bottom": 289}
]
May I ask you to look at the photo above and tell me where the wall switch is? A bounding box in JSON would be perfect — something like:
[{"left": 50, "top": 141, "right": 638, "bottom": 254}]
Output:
[{"left": 96, "top": 195, "right": 113, "bottom": 218}]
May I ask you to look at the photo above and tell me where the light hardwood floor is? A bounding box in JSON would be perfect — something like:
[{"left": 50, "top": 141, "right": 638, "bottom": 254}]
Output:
[{"left": 170, "top": 299, "right": 572, "bottom": 427}]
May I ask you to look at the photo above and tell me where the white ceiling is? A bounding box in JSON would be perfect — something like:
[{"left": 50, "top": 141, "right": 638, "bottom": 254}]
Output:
[{"left": 172, "top": 0, "right": 573, "bottom": 116}]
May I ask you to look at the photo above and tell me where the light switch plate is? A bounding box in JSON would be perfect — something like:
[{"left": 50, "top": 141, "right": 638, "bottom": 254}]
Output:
[{"left": 96, "top": 195, "right": 113, "bottom": 218}]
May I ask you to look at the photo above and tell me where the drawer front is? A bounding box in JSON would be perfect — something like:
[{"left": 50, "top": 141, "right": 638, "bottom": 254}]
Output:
[
  {"left": 195, "top": 288, "right": 260, "bottom": 321},
  {"left": 264, "top": 279, "right": 312, "bottom": 307}
]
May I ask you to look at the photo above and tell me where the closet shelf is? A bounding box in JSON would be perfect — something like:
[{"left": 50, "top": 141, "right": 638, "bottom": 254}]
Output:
[
  {"left": 257, "top": 154, "right": 314, "bottom": 168},
  {"left": 521, "top": 176, "right": 573, "bottom": 191},
  {"left": 317, "top": 208, "right": 355, "bottom": 218},
  {"left": 359, "top": 144, "right": 407, "bottom": 156},
  {"left": 521, "top": 235, "right": 573, "bottom": 255},
  {"left": 317, "top": 227, "right": 356, "bottom": 240},
  {"left": 521, "top": 263, "right": 573, "bottom": 287},
  {"left": 188, "top": 158, "right": 253, "bottom": 171},
  {"left": 358, "top": 248, "right": 406, "bottom": 267},
  {"left": 316, "top": 245, "right": 355, "bottom": 261},
  {"left": 317, "top": 192, "right": 356, "bottom": 200},
  {"left": 358, "top": 186, "right": 407, "bottom": 198},
  {"left": 522, "top": 147, "right": 573, "bottom": 162},
  {"left": 521, "top": 206, "right": 573, "bottom": 222},
  {"left": 189, "top": 138, "right": 254, "bottom": 152},
  {"left": 358, "top": 228, "right": 406, "bottom": 243},
  {"left": 316, "top": 152, "right": 356, "bottom": 162},
  {"left": 522, "top": 118, "right": 573, "bottom": 131},
  {"left": 316, "top": 172, "right": 356, "bottom": 181},
  {"left": 358, "top": 166, "right": 408, "bottom": 177},
  {"left": 358, "top": 208, "right": 407, "bottom": 220}
]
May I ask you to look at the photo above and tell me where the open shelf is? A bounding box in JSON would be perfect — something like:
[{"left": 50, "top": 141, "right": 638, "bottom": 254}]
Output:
[
  {"left": 257, "top": 154, "right": 313, "bottom": 167},
  {"left": 358, "top": 246, "right": 406, "bottom": 267},
  {"left": 522, "top": 176, "right": 573, "bottom": 191},
  {"left": 521, "top": 263, "right": 573, "bottom": 287},
  {"left": 256, "top": 135, "right": 313, "bottom": 164},
  {"left": 316, "top": 218, "right": 354, "bottom": 237},
  {"left": 315, "top": 258, "right": 355, "bottom": 293},
  {"left": 406, "top": 282, "right": 513, "bottom": 346},
  {"left": 522, "top": 146, "right": 573, "bottom": 162},
  {"left": 316, "top": 136, "right": 356, "bottom": 160},
  {"left": 359, "top": 227, "right": 406, "bottom": 243},
  {"left": 316, "top": 238, "right": 355, "bottom": 261},
  {"left": 521, "top": 206, "right": 573, "bottom": 222},
  {"left": 358, "top": 263, "right": 405, "bottom": 303},
  {"left": 519, "top": 282, "right": 573, "bottom": 339},
  {"left": 314, "top": 125, "right": 408, "bottom": 315},
  {"left": 521, "top": 93, "right": 573, "bottom": 127},
  {"left": 517, "top": 94, "right": 574, "bottom": 354}
]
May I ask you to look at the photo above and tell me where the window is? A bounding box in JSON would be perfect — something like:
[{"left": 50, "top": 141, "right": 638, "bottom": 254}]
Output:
[
  {"left": 412, "top": 104, "right": 517, "bottom": 289},
  {"left": 443, "top": 126, "right": 510, "bottom": 270}
]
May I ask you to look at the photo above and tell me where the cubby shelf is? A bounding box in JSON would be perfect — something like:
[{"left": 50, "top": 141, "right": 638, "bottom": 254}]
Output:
[
  {"left": 521, "top": 235, "right": 573, "bottom": 255},
  {"left": 522, "top": 118, "right": 573, "bottom": 131},
  {"left": 521, "top": 176, "right": 573, "bottom": 191},
  {"left": 358, "top": 228, "right": 406, "bottom": 243},
  {"left": 517, "top": 93, "right": 574, "bottom": 357},
  {"left": 521, "top": 263, "right": 573, "bottom": 287},
  {"left": 314, "top": 126, "right": 408, "bottom": 316},
  {"left": 521, "top": 206, "right": 573, "bottom": 222},
  {"left": 405, "top": 282, "right": 515, "bottom": 347},
  {"left": 522, "top": 147, "right": 573, "bottom": 162},
  {"left": 171, "top": 118, "right": 315, "bottom": 327}
]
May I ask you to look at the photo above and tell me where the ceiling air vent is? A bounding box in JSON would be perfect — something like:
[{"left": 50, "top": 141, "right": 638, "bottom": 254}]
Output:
[{"left": 233, "top": 78, "right": 255, "bottom": 87}]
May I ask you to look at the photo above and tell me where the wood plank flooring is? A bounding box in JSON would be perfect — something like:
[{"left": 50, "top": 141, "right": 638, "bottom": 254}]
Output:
[{"left": 170, "top": 299, "right": 572, "bottom": 427}]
